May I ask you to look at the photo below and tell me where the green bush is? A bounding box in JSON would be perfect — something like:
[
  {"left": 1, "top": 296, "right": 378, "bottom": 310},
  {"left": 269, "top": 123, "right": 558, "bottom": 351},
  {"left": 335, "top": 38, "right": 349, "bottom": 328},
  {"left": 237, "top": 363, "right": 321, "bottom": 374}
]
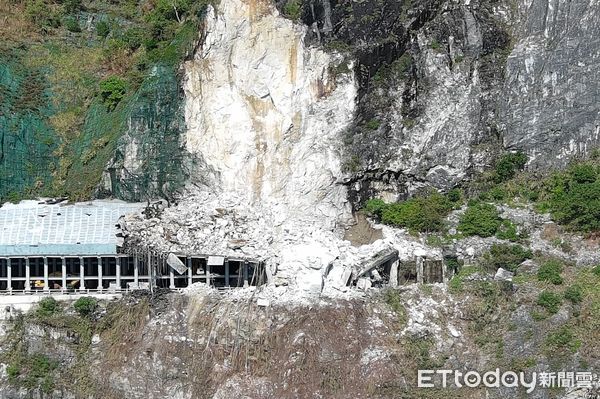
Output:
[
  {"left": 493, "top": 151, "right": 527, "bottom": 183},
  {"left": 99, "top": 76, "right": 127, "bottom": 111},
  {"left": 545, "top": 326, "right": 581, "bottom": 352},
  {"left": 543, "top": 162, "right": 600, "bottom": 232},
  {"left": 9, "top": 353, "right": 58, "bottom": 394},
  {"left": 537, "top": 259, "right": 564, "bottom": 285},
  {"left": 484, "top": 244, "right": 532, "bottom": 272},
  {"left": 365, "top": 191, "right": 455, "bottom": 233},
  {"left": 96, "top": 21, "right": 110, "bottom": 38},
  {"left": 73, "top": 297, "right": 98, "bottom": 317},
  {"left": 593, "top": 265, "right": 600, "bottom": 277},
  {"left": 25, "top": 0, "right": 61, "bottom": 28},
  {"left": 282, "top": 0, "right": 301, "bottom": 20},
  {"left": 37, "top": 297, "right": 60, "bottom": 317},
  {"left": 364, "top": 198, "right": 386, "bottom": 218},
  {"left": 365, "top": 119, "right": 381, "bottom": 130},
  {"left": 444, "top": 257, "right": 462, "bottom": 275},
  {"left": 564, "top": 285, "right": 583, "bottom": 304},
  {"left": 447, "top": 188, "right": 462, "bottom": 203},
  {"left": 488, "top": 185, "right": 508, "bottom": 201},
  {"left": 61, "top": 0, "right": 82, "bottom": 14},
  {"left": 537, "top": 291, "right": 562, "bottom": 314},
  {"left": 144, "top": 0, "right": 198, "bottom": 42},
  {"left": 458, "top": 202, "right": 502, "bottom": 237},
  {"left": 495, "top": 219, "right": 519, "bottom": 241},
  {"left": 63, "top": 16, "right": 81, "bottom": 32},
  {"left": 6, "top": 363, "right": 20, "bottom": 379},
  {"left": 122, "top": 27, "right": 145, "bottom": 50}
]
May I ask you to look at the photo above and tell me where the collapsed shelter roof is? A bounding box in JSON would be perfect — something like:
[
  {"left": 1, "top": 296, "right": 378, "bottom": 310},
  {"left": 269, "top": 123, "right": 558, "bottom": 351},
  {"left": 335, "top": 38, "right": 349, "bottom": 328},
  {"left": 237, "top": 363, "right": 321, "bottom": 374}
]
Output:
[{"left": 0, "top": 200, "right": 142, "bottom": 256}]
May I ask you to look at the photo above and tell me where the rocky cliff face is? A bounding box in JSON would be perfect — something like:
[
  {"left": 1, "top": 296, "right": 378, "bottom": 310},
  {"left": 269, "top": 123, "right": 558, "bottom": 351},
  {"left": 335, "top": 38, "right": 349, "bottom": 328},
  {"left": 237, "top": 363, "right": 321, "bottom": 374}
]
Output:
[
  {"left": 1, "top": 282, "right": 598, "bottom": 399},
  {"left": 183, "top": 0, "right": 356, "bottom": 226},
  {"left": 500, "top": 0, "right": 600, "bottom": 165},
  {"left": 120, "top": 0, "right": 600, "bottom": 294},
  {"left": 273, "top": 0, "right": 600, "bottom": 205}
]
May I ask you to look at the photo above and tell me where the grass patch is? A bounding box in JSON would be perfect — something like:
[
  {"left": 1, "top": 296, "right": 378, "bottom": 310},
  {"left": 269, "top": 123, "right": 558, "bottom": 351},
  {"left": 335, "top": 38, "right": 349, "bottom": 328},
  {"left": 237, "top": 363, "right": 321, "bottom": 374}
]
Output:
[
  {"left": 383, "top": 289, "right": 408, "bottom": 326},
  {"left": 537, "top": 291, "right": 562, "bottom": 314},
  {"left": 402, "top": 335, "right": 445, "bottom": 370},
  {"left": 564, "top": 284, "right": 583, "bottom": 304},
  {"left": 449, "top": 266, "right": 482, "bottom": 293},
  {"left": 537, "top": 259, "right": 564, "bottom": 285},
  {"left": 545, "top": 326, "right": 581, "bottom": 353}
]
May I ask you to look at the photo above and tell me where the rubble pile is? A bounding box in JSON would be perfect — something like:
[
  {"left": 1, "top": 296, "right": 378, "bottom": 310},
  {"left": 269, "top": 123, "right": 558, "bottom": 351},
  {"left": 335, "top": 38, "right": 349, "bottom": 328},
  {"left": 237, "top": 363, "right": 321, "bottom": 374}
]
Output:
[{"left": 119, "top": 188, "right": 444, "bottom": 299}]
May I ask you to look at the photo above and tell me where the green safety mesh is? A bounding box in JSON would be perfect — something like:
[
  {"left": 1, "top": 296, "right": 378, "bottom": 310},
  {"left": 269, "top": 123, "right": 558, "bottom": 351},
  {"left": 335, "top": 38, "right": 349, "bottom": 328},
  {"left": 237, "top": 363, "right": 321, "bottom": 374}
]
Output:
[
  {"left": 0, "top": 51, "right": 58, "bottom": 200},
  {"left": 64, "top": 64, "right": 188, "bottom": 202},
  {"left": 0, "top": 31, "right": 194, "bottom": 203}
]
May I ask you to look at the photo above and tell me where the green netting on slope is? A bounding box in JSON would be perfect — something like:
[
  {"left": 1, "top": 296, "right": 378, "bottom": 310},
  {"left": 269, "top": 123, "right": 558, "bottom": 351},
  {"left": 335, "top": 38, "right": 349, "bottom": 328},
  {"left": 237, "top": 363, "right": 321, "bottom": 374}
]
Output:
[
  {"left": 108, "top": 65, "right": 189, "bottom": 202},
  {"left": 0, "top": 53, "right": 58, "bottom": 200},
  {"left": 0, "top": 16, "right": 200, "bottom": 203},
  {"left": 62, "top": 64, "right": 188, "bottom": 202}
]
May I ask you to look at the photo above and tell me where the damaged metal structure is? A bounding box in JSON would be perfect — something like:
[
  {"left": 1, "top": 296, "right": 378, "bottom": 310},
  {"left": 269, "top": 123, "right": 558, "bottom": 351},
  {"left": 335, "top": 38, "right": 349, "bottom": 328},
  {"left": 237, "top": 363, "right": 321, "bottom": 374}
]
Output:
[
  {"left": 0, "top": 200, "right": 266, "bottom": 294},
  {"left": 0, "top": 253, "right": 265, "bottom": 293},
  {"left": 350, "top": 248, "right": 446, "bottom": 290}
]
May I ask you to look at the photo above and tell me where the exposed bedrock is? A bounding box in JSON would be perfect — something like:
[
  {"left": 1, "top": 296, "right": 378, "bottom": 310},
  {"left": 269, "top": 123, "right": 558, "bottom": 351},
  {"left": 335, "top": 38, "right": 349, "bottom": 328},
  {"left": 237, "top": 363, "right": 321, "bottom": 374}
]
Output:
[{"left": 273, "top": 0, "right": 600, "bottom": 206}]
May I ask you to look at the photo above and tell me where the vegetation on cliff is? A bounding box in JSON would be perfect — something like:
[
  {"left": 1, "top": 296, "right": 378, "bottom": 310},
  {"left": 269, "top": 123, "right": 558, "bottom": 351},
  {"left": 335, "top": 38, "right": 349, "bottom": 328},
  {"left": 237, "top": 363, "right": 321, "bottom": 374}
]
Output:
[
  {"left": 1, "top": 294, "right": 150, "bottom": 398},
  {"left": 366, "top": 151, "right": 600, "bottom": 236},
  {"left": 0, "top": 0, "right": 213, "bottom": 203}
]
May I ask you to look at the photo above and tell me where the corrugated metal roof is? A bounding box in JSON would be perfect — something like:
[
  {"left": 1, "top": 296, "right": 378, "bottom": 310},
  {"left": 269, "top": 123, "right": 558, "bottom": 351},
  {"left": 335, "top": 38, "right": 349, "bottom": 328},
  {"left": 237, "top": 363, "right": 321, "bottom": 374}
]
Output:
[{"left": 0, "top": 200, "right": 142, "bottom": 256}]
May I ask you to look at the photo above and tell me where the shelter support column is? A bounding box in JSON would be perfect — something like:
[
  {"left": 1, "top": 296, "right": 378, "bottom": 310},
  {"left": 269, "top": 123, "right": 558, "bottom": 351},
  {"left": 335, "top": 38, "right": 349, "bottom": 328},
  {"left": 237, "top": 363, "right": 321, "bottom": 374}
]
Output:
[
  {"left": 206, "top": 260, "right": 211, "bottom": 286},
  {"left": 6, "top": 258, "right": 12, "bottom": 293},
  {"left": 97, "top": 257, "right": 103, "bottom": 292},
  {"left": 25, "top": 258, "right": 31, "bottom": 292},
  {"left": 116, "top": 257, "right": 121, "bottom": 289},
  {"left": 133, "top": 257, "right": 139, "bottom": 287},
  {"left": 61, "top": 257, "right": 67, "bottom": 292},
  {"left": 169, "top": 268, "right": 175, "bottom": 289},
  {"left": 79, "top": 257, "right": 86, "bottom": 291},
  {"left": 187, "top": 257, "right": 192, "bottom": 286},
  {"left": 243, "top": 261, "right": 249, "bottom": 287},
  {"left": 43, "top": 257, "right": 49, "bottom": 292},
  {"left": 224, "top": 259, "right": 230, "bottom": 287}
]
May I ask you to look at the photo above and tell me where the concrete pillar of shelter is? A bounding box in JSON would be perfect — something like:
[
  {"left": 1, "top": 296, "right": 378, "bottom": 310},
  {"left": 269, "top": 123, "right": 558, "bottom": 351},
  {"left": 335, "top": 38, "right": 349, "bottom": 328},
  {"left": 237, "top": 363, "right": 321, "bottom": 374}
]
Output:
[
  {"left": 7, "top": 258, "right": 12, "bottom": 293},
  {"left": 43, "top": 257, "right": 49, "bottom": 292},
  {"left": 187, "top": 257, "right": 192, "bottom": 286},
  {"left": 97, "top": 257, "right": 103, "bottom": 292},
  {"left": 25, "top": 258, "right": 31, "bottom": 292},
  {"left": 416, "top": 256, "right": 424, "bottom": 284},
  {"left": 79, "top": 257, "right": 86, "bottom": 291},
  {"left": 389, "top": 259, "right": 399, "bottom": 288},
  {"left": 169, "top": 268, "right": 175, "bottom": 289},
  {"left": 243, "top": 261, "right": 249, "bottom": 287},
  {"left": 224, "top": 259, "right": 230, "bottom": 287},
  {"left": 61, "top": 257, "right": 67, "bottom": 292},
  {"left": 116, "top": 257, "right": 121, "bottom": 289},
  {"left": 133, "top": 257, "right": 139, "bottom": 287},
  {"left": 206, "top": 262, "right": 211, "bottom": 286}
]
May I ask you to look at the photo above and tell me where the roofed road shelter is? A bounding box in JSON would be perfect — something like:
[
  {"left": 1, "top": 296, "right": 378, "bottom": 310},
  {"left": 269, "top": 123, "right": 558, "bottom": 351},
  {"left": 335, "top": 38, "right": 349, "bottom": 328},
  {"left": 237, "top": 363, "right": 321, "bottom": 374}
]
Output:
[{"left": 0, "top": 200, "right": 265, "bottom": 294}]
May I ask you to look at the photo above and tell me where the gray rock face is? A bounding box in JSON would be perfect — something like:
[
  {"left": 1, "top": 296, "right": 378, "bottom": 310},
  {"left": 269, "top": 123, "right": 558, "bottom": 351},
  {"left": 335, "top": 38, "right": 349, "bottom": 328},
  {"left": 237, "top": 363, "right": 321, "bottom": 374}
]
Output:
[
  {"left": 284, "top": 0, "right": 600, "bottom": 206},
  {"left": 501, "top": 0, "right": 600, "bottom": 167}
]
